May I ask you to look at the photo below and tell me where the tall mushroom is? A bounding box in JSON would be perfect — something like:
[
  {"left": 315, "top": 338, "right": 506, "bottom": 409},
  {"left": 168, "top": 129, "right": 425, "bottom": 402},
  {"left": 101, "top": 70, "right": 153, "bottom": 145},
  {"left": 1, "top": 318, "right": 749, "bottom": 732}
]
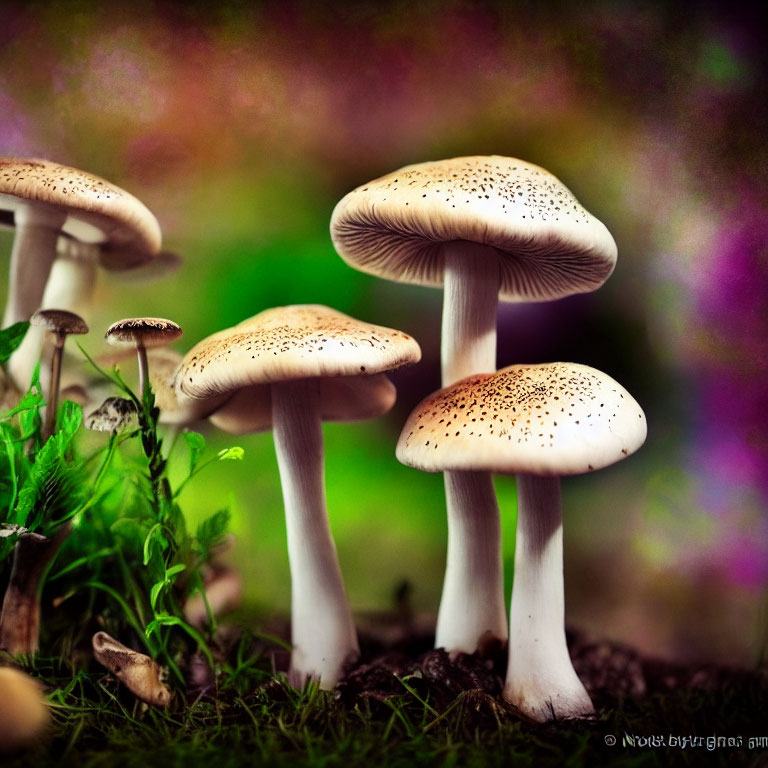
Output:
[
  {"left": 176, "top": 305, "right": 421, "bottom": 687},
  {"left": 0, "top": 158, "right": 161, "bottom": 388},
  {"left": 396, "top": 362, "right": 646, "bottom": 720},
  {"left": 331, "top": 155, "right": 618, "bottom": 654}
]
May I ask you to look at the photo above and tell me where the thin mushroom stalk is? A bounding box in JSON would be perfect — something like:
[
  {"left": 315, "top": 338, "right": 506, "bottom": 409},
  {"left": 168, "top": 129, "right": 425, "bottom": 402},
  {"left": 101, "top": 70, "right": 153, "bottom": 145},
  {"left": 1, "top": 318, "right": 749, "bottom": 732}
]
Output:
[
  {"left": 42, "top": 332, "right": 65, "bottom": 441},
  {"left": 504, "top": 475, "right": 593, "bottom": 721},
  {"left": 272, "top": 378, "right": 359, "bottom": 688},
  {"left": 437, "top": 242, "right": 507, "bottom": 652},
  {"left": 0, "top": 526, "right": 70, "bottom": 654}
]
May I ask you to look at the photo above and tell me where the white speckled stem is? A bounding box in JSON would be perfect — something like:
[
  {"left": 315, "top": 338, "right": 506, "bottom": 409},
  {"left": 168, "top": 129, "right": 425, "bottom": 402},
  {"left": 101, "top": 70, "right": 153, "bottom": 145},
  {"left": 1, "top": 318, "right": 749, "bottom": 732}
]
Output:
[
  {"left": 272, "top": 379, "right": 359, "bottom": 689},
  {"left": 436, "top": 471, "right": 507, "bottom": 652},
  {"left": 3, "top": 204, "right": 67, "bottom": 327},
  {"left": 437, "top": 242, "right": 506, "bottom": 653},
  {"left": 504, "top": 474, "right": 593, "bottom": 721}
]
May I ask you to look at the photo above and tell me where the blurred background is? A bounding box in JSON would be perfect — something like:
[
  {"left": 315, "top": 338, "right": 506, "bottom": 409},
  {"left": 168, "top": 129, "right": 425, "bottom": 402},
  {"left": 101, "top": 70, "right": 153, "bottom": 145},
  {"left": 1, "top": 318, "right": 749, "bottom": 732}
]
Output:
[{"left": 1, "top": 0, "right": 766, "bottom": 666}]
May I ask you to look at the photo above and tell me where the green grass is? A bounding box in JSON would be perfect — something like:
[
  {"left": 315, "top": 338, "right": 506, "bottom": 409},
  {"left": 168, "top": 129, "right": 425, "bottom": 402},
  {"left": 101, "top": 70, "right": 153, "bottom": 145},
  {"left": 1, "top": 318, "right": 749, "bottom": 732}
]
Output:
[{"left": 4, "top": 645, "right": 767, "bottom": 768}]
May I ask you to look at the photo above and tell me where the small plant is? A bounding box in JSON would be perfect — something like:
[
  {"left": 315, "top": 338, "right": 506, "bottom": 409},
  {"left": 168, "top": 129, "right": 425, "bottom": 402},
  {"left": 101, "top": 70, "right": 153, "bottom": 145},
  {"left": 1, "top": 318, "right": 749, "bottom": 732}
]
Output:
[{"left": 0, "top": 322, "right": 243, "bottom": 694}]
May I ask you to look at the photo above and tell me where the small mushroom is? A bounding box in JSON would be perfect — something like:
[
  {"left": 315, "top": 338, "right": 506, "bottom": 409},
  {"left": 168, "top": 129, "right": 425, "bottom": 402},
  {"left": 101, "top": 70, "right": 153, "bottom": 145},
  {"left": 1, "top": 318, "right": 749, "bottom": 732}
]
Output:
[
  {"left": 397, "top": 362, "right": 646, "bottom": 721},
  {"left": 0, "top": 667, "right": 49, "bottom": 753},
  {"left": 176, "top": 305, "right": 421, "bottom": 688},
  {"left": 92, "top": 631, "right": 171, "bottom": 707},
  {"left": 104, "top": 318, "right": 182, "bottom": 399},
  {"left": 331, "top": 156, "right": 618, "bottom": 654},
  {"left": 29, "top": 309, "right": 88, "bottom": 440},
  {"left": 85, "top": 396, "right": 138, "bottom": 433}
]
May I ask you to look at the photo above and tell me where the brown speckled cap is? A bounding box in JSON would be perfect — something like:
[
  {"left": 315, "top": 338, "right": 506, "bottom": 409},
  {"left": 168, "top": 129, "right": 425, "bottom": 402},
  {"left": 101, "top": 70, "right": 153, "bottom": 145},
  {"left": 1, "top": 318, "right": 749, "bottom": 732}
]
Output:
[
  {"left": 397, "top": 362, "right": 646, "bottom": 476},
  {"left": 177, "top": 304, "right": 421, "bottom": 400},
  {"left": 330, "top": 156, "right": 617, "bottom": 301},
  {"left": 208, "top": 373, "right": 396, "bottom": 434},
  {"left": 29, "top": 308, "right": 88, "bottom": 335},
  {"left": 0, "top": 158, "right": 161, "bottom": 267},
  {"left": 105, "top": 317, "right": 182, "bottom": 348}
]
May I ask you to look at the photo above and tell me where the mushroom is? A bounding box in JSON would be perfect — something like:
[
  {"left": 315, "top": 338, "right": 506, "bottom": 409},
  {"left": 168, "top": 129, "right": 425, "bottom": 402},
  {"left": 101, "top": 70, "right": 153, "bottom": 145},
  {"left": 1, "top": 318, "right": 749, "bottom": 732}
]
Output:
[
  {"left": 396, "top": 362, "right": 646, "bottom": 721},
  {"left": 0, "top": 667, "right": 49, "bottom": 753},
  {"left": 176, "top": 305, "right": 421, "bottom": 687},
  {"left": 0, "top": 526, "right": 70, "bottom": 654},
  {"left": 331, "top": 156, "right": 618, "bottom": 654},
  {"left": 29, "top": 309, "right": 88, "bottom": 440},
  {"left": 0, "top": 158, "right": 161, "bottom": 388},
  {"left": 85, "top": 396, "right": 138, "bottom": 433},
  {"left": 104, "top": 318, "right": 182, "bottom": 399},
  {"left": 92, "top": 631, "right": 171, "bottom": 707}
]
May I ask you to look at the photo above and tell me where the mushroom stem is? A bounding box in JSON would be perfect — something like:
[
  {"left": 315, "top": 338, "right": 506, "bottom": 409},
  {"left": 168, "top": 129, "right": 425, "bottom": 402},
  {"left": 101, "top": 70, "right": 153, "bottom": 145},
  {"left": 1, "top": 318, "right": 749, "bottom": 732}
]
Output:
[
  {"left": 136, "top": 342, "right": 149, "bottom": 399},
  {"left": 42, "top": 333, "right": 64, "bottom": 441},
  {"left": 504, "top": 474, "right": 593, "bottom": 721},
  {"left": 440, "top": 241, "right": 499, "bottom": 386},
  {"left": 7, "top": 239, "right": 98, "bottom": 392},
  {"left": 3, "top": 203, "right": 66, "bottom": 327},
  {"left": 436, "top": 471, "right": 507, "bottom": 653},
  {"left": 438, "top": 242, "right": 506, "bottom": 652},
  {"left": 0, "top": 526, "right": 70, "bottom": 655},
  {"left": 271, "top": 378, "right": 359, "bottom": 689}
]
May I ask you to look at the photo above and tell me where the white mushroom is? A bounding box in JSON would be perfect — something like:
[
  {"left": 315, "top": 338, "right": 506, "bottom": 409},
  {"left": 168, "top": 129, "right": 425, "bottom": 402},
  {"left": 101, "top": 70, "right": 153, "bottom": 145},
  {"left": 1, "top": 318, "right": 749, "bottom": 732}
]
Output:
[
  {"left": 0, "top": 158, "right": 161, "bottom": 388},
  {"left": 331, "top": 156, "right": 617, "bottom": 654},
  {"left": 397, "top": 362, "right": 646, "bottom": 721},
  {"left": 176, "top": 305, "right": 421, "bottom": 688}
]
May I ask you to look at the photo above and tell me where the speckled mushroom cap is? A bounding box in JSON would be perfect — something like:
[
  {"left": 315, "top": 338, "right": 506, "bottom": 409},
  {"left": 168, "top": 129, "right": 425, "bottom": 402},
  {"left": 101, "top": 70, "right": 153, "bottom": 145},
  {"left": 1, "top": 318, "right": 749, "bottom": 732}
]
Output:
[
  {"left": 209, "top": 373, "right": 396, "bottom": 434},
  {"left": 176, "top": 304, "right": 421, "bottom": 400},
  {"left": 397, "top": 362, "right": 646, "bottom": 476},
  {"left": 105, "top": 318, "right": 182, "bottom": 348},
  {"left": 30, "top": 308, "right": 88, "bottom": 335},
  {"left": 0, "top": 158, "right": 161, "bottom": 268},
  {"left": 330, "top": 156, "right": 617, "bottom": 301}
]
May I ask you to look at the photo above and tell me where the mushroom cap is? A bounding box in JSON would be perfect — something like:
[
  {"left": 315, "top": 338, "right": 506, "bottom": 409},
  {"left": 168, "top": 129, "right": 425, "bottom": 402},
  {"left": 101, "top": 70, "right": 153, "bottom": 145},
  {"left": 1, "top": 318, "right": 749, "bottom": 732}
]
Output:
[
  {"left": 92, "top": 631, "right": 171, "bottom": 707},
  {"left": 176, "top": 304, "right": 421, "bottom": 400},
  {"left": 330, "top": 156, "right": 617, "bottom": 302},
  {"left": 85, "top": 396, "right": 138, "bottom": 432},
  {"left": 0, "top": 157, "right": 161, "bottom": 267},
  {"left": 29, "top": 308, "right": 89, "bottom": 335},
  {"left": 397, "top": 362, "right": 646, "bottom": 476},
  {"left": 0, "top": 667, "right": 49, "bottom": 753},
  {"left": 105, "top": 317, "right": 182, "bottom": 348},
  {"left": 208, "top": 373, "right": 396, "bottom": 434}
]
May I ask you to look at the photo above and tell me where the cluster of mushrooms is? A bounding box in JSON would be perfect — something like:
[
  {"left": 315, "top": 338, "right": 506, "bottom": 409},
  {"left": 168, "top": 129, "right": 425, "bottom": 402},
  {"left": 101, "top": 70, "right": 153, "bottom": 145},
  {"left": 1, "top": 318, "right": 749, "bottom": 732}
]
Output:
[{"left": 0, "top": 155, "right": 646, "bottom": 726}]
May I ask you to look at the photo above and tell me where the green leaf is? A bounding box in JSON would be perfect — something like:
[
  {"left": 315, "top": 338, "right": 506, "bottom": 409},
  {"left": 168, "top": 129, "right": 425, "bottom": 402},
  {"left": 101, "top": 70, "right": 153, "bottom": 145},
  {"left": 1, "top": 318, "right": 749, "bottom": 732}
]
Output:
[
  {"left": 150, "top": 580, "right": 164, "bottom": 611},
  {"left": 142, "top": 523, "right": 166, "bottom": 566},
  {"left": 184, "top": 431, "right": 206, "bottom": 474},
  {"left": 196, "top": 508, "right": 230, "bottom": 558},
  {"left": 217, "top": 446, "right": 244, "bottom": 461},
  {"left": 0, "top": 321, "right": 29, "bottom": 363},
  {"left": 165, "top": 563, "right": 186, "bottom": 579}
]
